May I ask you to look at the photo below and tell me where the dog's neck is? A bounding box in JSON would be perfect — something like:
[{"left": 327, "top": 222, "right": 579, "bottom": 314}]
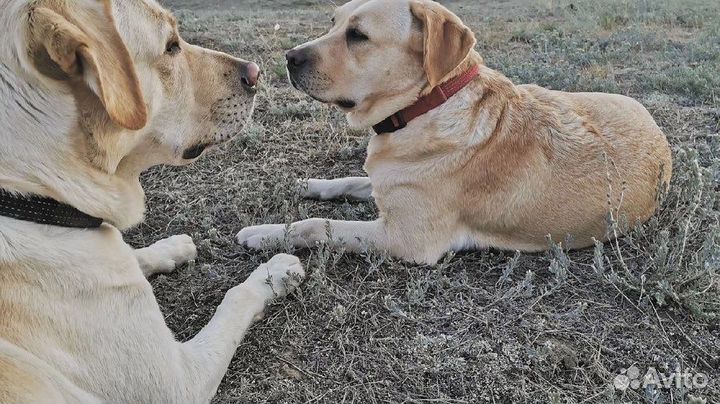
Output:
[
  {"left": 372, "top": 64, "right": 481, "bottom": 135},
  {"left": 419, "top": 51, "right": 487, "bottom": 97},
  {"left": 0, "top": 59, "right": 146, "bottom": 230},
  {"left": 365, "top": 55, "right": 519, "bottom": 171},
  {"left": 346, "top": 51, "right": 492, "bottom": 131},
  {"left": 409, "top": 61, "right": 517, "bottom": 145}
]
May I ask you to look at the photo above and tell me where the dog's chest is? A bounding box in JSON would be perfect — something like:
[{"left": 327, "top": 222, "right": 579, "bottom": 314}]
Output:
[
  {"left": 364, "top": 135, "right": 423, "bottom": 182},
  {"left": 364, "top": 132, "right": 463, "bottom": 186}
]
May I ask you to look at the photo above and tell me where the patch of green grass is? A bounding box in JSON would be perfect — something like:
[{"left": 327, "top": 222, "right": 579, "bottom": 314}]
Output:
[{"left": 646, "top": 65, "right": 720, "bottom": 103}]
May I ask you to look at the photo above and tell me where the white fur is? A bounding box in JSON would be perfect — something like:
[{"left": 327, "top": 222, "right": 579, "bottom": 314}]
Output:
[
  {"left": 0, "top": 1, "right": 305, "bottom": 403},
  {"left": 134, "top": 234, "right": 198, "bottom": 277},
  {"left": 298, "top": 177, "right": 373, "bottom": 201}
]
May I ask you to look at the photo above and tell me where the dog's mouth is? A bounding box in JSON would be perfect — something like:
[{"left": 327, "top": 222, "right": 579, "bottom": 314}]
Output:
[
  {"left": 181, "top": 98, "right": 257, "bottom": 162},
  {"left": 290, "top": 86, "right": 357, "bottom": 111},
  {"left": 288, "top": 70, "right": 356, "bottom": 110},
  {"left": 182, "top": 143, "right": 210, "bottom": 160},
  {"left": 335, "top": 99, "right": 356, "bottom": 110},
  {"left": 288, "top": 73, "right": 299, "bottom": 90}
]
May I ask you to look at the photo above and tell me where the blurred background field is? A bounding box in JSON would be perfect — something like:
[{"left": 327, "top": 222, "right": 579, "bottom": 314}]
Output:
[{"left": 129, "top": 1, "right": 719, "bottom": 402}]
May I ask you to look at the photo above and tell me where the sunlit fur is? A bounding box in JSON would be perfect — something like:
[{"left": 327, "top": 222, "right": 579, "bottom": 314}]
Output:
[
  {"left": 238, "top": 0, "right": 673, "bottom": 265},
  {"left": 0, "top": 1, "right": 304, "bottom": 403},
  {"left": 1, "top": 0, "right": 256, "bottom": 230}
]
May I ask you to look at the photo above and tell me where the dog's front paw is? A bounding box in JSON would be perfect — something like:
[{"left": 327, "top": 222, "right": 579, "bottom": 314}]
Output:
[
  {"left": 137, "top": 234, "right": 197, "bottom": 275},
  {"left": 151, "top": 234, "right": 197, "bottom": 272},
  {"left": 236, "top": 224, "right": 286, "bottom": 249},
  {"left": 247, "top": 253, "right": 305, "bottom": 300}
]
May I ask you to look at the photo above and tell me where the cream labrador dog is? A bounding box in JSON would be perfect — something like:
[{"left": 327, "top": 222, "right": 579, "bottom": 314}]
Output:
[
  {"left": 237, "top": 0, "right": 672, "bottom": 264},
  {"left": 0, "top": 0, "right": 304, "bottom": 403}
]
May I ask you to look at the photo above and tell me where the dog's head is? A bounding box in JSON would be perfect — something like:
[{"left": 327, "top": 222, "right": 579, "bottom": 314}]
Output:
[
  {"left": 285, "top": 0, "right": 476, "bottom": 127},
  {"left": 1, "top": 0, "right": 258, "bottom": 228},
  {"left": 26, "top": 0, "right": 258, "bottom": 165}
]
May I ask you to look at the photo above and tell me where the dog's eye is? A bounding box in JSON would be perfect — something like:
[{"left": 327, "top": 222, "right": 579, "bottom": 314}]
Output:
[
  {"left": 165, "top": 41, "right": 181, "bottom": 56},
  {"left": 346, "top": 28, "right": 369, "bottom": 42}
]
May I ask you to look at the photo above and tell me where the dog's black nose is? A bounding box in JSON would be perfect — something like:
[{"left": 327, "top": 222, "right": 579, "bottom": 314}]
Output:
[{"left": 286, "top": 48, "right": 308, "bottom": 68}]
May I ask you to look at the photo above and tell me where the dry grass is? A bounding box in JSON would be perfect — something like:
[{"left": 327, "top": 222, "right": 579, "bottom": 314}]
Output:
[{"left": 128, "top": 0, "right": 720, "bottom": 402}]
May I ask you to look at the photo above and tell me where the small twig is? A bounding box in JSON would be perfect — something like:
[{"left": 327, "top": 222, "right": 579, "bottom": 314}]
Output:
[
  {"left": 519, "top": 284, "right": 560, "bottom": 318},
  {"left": 674, "top": 159, "right": 703, "bottom": 271},
  {"left": 274, "top": 355, "right": 322, "bottom": 379}
]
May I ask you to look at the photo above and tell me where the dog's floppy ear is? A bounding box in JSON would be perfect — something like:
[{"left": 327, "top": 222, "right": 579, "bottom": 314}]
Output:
[
  {"left": 28, "top": 2, "right": 147, "bottom": 130},
  {"left": 410, "top": 0, "right": 476, "bottom": 88}
]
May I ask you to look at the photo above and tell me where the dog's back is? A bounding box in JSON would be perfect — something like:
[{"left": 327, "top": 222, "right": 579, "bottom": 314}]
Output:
[{"left": 502, "top": 85, "right": 672, "bottom": 247}]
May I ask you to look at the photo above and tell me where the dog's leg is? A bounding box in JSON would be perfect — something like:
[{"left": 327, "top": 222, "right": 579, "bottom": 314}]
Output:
[
  {"left": 237, "top": 219, "right": 386, "bottom": 254},
  {"left": 298, "top": 177, "right": 372, "bottom": 201},
  {"left": 134, "top": 235, "right": 197, "bottom": 277},
  {"left": 238, "top": 215, "right": 454, "bottom": 264},
  {"left": 180, "top": 253, "right": 304, "bottom": 402}
]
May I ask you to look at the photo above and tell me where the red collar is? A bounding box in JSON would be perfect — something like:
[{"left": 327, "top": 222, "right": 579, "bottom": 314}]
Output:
[{"left": 372, "top": 65, "right": 480, "bottom": 134}]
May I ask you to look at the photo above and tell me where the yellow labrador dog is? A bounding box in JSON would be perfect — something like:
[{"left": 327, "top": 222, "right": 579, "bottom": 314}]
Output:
[
  {"left": 237, "top": 0, "right": 672, "bottom": 264},
  {"left": 0, "top": 0, "right": 304, "bottom": 403}
]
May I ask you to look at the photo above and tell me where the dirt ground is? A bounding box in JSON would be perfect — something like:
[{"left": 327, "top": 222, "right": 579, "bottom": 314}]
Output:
[{"left": 127, "top": 0, "right": 719, "bottom": 402}]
